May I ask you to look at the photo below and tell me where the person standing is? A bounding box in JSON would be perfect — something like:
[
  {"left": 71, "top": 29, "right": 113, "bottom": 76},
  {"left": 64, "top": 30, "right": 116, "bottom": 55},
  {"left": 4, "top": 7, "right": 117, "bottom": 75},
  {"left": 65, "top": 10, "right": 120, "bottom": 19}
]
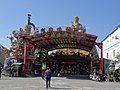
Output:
[{"left": 44, "top": 67, "right": 52, "bottom": 89}]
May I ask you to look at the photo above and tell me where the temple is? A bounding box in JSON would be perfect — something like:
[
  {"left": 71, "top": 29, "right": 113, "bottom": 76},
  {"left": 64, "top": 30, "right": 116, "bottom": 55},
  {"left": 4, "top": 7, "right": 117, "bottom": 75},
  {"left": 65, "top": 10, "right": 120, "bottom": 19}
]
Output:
[{"left": 9, "top": 14, "right": 103, "bottom": 77}]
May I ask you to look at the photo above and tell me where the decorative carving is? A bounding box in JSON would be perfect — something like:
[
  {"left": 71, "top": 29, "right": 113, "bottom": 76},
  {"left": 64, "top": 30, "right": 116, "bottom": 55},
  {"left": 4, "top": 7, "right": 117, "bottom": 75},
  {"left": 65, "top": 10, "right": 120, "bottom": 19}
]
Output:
[
  {"left": 72, "top": 17, "right": 85, "bottom": 33},
  {"left": 7, "top": 34, "right": 14, "bottom": 44}
]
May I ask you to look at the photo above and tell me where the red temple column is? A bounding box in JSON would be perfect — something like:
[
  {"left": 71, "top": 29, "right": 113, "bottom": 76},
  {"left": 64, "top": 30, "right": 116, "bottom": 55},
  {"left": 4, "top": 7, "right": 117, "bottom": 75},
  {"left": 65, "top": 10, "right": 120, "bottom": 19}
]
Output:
[
  {"left": 22, "top": 42, "right": 27, "bottom": 77},
  {"left": 100, "top": 43, "right": 104, "bottom": 74},
  {"left": 90, "top": 61, "right": 93, "bottom": 73}
]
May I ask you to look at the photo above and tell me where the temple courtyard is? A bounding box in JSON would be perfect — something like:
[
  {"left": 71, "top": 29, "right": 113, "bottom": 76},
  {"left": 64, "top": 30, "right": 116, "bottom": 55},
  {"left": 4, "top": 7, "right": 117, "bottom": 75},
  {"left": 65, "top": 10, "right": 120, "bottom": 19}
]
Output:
[{"left": 0, "top": 77, "right": 120, "bottom": 90}]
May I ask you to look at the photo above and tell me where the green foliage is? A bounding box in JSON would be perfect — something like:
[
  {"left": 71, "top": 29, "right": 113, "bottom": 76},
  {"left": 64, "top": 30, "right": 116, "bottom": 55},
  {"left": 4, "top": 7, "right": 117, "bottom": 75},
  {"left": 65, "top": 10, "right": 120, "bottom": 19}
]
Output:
[
  {"left": 2, "top": 47, "right": 10, "bottom": 58},
  {"left": 115, "top": 68, "right": 120, "bottom": 76},
  {"left": 115, "top": 54, "right": 120, "bottom": 61},
  {"left": 108, "top": 68, "right": 120, "bottom": 82}
]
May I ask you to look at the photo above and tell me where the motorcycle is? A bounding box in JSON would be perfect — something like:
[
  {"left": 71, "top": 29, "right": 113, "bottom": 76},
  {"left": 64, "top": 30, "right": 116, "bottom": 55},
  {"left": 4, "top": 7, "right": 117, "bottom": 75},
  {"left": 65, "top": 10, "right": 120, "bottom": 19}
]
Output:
[{"left": 96, "top": 74, "right": 107, "bottom": 82}]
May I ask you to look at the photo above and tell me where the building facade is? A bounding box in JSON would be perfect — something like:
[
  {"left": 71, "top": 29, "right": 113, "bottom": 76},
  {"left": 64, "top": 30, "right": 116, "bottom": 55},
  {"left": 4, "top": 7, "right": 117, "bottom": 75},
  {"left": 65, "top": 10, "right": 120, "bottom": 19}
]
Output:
[
  {"left": 0, "top": 44, "right": 10, "bottom": 65},
  {"left": 102, "top": 25, "right": 120, "bottom": 61}
]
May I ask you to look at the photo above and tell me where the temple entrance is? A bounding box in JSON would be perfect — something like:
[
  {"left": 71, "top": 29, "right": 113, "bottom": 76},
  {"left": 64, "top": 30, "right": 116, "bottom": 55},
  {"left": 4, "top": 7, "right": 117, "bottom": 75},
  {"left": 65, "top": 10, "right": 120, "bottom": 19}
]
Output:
[
  {"left": 58, "top": 62, "right": 91, "bottom": 76},
  {"left": 45, "top": 56, "right": 91, "bottom": 76}
]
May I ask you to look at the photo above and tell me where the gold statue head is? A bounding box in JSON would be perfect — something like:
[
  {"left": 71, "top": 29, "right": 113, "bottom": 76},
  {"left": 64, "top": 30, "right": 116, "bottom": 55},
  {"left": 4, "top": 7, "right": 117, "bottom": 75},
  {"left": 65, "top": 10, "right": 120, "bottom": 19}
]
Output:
[
  {"left": 72, "top": 16, "right": 85, "bottom": 33},
  {"left": 74, "top": 16, "right": 79, "bottom": 22}
]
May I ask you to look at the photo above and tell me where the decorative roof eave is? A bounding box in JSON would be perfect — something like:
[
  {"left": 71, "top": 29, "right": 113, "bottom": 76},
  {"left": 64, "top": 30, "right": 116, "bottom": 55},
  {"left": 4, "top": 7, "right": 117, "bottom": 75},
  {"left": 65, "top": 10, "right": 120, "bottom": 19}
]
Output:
[{"left": 31, "top": 32, "right": 97, "bottom": 52}]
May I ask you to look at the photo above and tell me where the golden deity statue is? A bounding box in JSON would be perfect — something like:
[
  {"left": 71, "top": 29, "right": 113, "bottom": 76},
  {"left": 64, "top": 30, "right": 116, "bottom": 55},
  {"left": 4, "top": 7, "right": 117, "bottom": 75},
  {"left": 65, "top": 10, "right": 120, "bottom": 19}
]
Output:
[{"left": 72, "top": 17, "right": 85, "bottom": 33}]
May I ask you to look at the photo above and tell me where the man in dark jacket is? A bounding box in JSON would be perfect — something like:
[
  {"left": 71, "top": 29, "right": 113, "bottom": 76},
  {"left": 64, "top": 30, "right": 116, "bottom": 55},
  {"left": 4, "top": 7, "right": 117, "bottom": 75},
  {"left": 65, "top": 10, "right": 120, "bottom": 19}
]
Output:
[{"left": 44, "top": 67, "right": 52, "bottom": 89}]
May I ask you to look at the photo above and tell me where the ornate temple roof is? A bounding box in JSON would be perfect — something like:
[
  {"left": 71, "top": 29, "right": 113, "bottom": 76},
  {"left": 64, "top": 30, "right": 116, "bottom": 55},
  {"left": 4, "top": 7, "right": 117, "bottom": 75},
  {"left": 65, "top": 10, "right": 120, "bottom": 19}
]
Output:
[{"left": 10, "top": 15, "right": 98, "bottom": 61}]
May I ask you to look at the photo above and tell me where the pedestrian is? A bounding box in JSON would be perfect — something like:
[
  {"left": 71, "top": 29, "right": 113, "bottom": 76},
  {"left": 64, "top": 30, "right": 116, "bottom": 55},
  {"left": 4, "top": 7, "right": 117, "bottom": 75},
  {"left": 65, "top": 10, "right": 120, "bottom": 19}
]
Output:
[{"left": 44, "top": 67, "right": 52, "bottom": 89}]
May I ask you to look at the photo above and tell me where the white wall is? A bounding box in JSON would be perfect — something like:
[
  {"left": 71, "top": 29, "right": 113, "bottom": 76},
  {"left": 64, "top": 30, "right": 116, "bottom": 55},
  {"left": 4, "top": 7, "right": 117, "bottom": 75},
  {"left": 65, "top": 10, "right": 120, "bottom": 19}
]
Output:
[{"left": 102, "top": 27, "right": 120, "bottom": 61}]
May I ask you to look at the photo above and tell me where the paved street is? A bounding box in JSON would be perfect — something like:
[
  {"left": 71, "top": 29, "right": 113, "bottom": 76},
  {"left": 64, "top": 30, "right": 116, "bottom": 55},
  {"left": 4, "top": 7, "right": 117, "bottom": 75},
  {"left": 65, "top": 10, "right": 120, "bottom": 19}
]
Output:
[{"left": 0, "top": 77, "right": 120, "bottom": 90}]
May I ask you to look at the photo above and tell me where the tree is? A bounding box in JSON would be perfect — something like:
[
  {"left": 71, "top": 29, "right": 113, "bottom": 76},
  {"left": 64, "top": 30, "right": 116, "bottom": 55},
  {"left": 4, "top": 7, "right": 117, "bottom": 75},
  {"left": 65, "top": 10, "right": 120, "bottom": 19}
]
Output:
[{"left": 115, "top": 54, "right": 120, "bottom": 61}]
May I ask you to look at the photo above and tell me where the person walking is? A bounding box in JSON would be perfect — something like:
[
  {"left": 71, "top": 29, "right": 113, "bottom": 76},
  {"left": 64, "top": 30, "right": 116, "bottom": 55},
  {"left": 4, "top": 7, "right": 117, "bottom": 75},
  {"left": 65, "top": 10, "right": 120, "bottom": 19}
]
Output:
[{"left": 44, "top": 67, "right": 52, "bottom": 89}]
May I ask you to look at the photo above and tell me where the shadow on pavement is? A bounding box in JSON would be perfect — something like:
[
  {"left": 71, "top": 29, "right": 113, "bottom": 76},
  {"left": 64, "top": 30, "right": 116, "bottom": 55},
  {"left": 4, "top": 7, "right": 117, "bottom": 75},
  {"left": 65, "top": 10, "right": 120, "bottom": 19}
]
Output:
[
  {"left": 50, "top": 87, "right": 72, "bottom": 89},
  {"left": 66, "top": 75, "right": 89, "bottom": 80}
]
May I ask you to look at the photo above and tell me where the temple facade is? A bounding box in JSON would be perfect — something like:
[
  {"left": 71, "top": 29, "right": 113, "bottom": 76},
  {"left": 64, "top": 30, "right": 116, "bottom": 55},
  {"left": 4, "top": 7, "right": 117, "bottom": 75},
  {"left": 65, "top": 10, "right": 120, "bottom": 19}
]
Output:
[{"left": 7, "top": 14, "right": 103, "bottom": 77}]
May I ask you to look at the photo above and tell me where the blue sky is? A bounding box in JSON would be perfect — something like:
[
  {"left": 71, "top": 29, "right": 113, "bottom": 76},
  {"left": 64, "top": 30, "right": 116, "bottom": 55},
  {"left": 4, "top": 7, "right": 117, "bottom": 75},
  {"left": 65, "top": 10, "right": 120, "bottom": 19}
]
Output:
[{"left": 0, "top": 0, "right": 120, "bottom": 49}]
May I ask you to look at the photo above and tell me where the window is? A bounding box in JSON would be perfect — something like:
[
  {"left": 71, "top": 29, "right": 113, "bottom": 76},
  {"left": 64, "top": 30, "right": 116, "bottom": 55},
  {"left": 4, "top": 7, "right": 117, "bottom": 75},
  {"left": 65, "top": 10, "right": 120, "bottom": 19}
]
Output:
[
  {"left": 113, "top": 50, "right": 115, "bottom": 56},
  {"left": 107, "top": 53, "right": 109, "bottom": 58}
]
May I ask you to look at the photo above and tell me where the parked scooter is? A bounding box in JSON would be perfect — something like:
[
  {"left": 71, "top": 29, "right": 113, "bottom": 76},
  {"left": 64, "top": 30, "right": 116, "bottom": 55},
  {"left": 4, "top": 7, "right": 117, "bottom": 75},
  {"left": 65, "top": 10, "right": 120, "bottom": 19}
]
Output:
[{"left": 96, "top": 74, "right": 107, "bottom": 82}]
